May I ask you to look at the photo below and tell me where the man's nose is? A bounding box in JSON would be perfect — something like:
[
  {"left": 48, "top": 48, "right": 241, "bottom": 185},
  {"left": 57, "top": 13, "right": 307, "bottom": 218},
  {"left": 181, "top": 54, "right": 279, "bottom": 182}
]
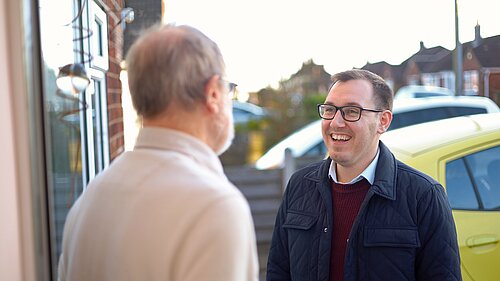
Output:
[{"left": 330, "top": 109, "right": 345, "bottom": 127}]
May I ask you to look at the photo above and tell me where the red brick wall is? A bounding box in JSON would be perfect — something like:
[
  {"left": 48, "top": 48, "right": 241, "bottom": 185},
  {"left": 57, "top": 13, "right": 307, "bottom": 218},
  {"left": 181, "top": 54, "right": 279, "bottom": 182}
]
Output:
[
  {"left": 102, "top": 0, "right": 125, "bottom": 160},
  {"left": 403, "top": 61, "right": 421, "bottom": 84},
  {"left": 489, "top": 73, "right": 500, "bottom": 105},
  {"left": 463, "top": 51, "right": 481, "bottom": 71}
]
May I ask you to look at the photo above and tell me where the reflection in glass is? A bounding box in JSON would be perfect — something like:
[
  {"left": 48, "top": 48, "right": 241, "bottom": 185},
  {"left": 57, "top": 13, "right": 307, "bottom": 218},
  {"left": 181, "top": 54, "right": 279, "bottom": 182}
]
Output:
[
  {"left": 446, "top": 159, "right": 479, "bottom": 210},
  {"left": 39, "top": 0, "right": 85, "bottom": 275},
  {"left": 464, "top": 146, "right": 500, "bottom": 210}
]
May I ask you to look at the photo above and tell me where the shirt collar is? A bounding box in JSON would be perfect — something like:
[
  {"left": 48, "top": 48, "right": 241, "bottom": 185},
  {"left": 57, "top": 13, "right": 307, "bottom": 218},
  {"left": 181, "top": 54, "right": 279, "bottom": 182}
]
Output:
[{"left": 329, "top": 148, "right": 380, "bottom": 185}]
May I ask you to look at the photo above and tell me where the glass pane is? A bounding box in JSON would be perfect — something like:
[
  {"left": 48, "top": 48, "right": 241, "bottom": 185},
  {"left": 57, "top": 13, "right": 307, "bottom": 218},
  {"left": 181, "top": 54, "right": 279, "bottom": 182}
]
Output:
[
  {"left": 96, "top": 20, "right": 103, "bottom": 56},
  {"left": 447, "top": 107, "right": 486, "bottom": 118},
  {"left": 465, "top": 146, "right": 500, "bottom": 210},
  {"left": 391, "top": 106, "right": 488, "bottom": 131},
  {"left": 92, "top": 83, "right": 98, "bottom": 170},
  {"left": 446, "top": 158, "right": 479, "bottom": 210},
  {"left": 39, "top": 0, "right": 86, "bottom": 274},
  {"left": 93, "top": 80, "right": 105, "bottom": 173}
]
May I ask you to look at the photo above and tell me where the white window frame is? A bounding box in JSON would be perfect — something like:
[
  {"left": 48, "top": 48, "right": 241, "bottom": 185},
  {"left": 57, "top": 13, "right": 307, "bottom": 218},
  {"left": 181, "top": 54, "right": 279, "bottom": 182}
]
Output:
[
  {"left": 79, "top": 1, "right": 110, "bottom": 185},
  {"left": 87, "top": 69, "right": 110, "bottom": 177},
  {"left": 90, "top": 1, "right": 109, "bottom": 71},
  {"left": 440, "top": 71, "right": 454, "bottom": 90},
  {"left": 421, "top": 73, "right": 440, "bottom": 87}
]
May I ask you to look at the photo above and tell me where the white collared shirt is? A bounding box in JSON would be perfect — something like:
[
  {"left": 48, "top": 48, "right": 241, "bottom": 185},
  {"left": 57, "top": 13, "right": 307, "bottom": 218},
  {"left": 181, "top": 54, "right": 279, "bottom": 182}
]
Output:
[{"left": 329, "top": 149, "right": 380, "bottom": 185}]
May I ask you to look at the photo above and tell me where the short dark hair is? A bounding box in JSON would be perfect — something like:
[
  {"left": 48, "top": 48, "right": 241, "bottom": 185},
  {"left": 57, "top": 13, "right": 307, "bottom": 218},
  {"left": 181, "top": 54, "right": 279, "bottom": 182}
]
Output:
[{"left": 331, "top": 69, "right": 393, "bottom": 111}]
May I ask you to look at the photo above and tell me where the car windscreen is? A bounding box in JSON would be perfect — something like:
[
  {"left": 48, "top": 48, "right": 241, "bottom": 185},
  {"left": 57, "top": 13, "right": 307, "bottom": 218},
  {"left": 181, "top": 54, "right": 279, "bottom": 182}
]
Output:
[{"left": 389, "top": 106, "right": 487, "bottom": 130}]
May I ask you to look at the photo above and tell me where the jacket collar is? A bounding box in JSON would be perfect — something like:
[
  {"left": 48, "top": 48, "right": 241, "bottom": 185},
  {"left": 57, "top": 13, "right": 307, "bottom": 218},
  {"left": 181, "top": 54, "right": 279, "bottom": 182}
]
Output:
[
  {"left": 370, "top": 141, "right": 397, "bottom": 200},
  {"left": 133, "top": 127, "right": 225, "bottom": 177},
  {"left": 304, "top": 141, "right": 397, "bottom": 200}
]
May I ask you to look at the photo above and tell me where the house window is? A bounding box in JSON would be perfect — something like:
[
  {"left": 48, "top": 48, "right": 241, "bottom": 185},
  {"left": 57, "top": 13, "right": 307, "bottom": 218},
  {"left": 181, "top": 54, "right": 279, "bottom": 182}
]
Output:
[
  {"left": 90, "top": 1, "right": 109, "bottom": 71},
  {"left": 38, "top": 0, "right": 111, "bottom": 278},
  {"left": 422, "top": 73, "right": 440, "bottom": 87},
  {"left": 464, "top": 70, "right": 479, "bottom": 95},
  {"left": 88, "top": 70, "right": 110, "bottom": 174}
]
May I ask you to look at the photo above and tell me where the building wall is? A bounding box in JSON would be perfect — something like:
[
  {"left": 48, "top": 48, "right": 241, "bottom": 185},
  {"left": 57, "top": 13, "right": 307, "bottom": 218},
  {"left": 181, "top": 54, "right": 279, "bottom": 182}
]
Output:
[
  {"left": 403, "top": 61, "right": 421, "bottom": 85},
  {"left": 101, "top": 0, "right": 125, "bottom": 160},
  {"left": 123, "top": 0, "right": 163, "bottom": 57},
  {"left": 463, "top": 51, "right": 483, "bottom": 96},
  {"left": 489, "top": 73, "right": 500, "bottom": 104}
]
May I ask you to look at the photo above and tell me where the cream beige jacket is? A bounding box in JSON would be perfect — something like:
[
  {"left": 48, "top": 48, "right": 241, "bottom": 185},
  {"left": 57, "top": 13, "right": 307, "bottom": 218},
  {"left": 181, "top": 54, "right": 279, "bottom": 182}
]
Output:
[{"left": 59, "top": 127, "right": 259, "bottom": 281}]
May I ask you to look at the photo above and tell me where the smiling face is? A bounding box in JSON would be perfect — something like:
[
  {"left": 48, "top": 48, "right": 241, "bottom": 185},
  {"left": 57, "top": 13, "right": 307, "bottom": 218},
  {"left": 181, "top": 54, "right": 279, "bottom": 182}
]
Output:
[{"left": 322, "top": 79, "right": 391, "bottom": 176}]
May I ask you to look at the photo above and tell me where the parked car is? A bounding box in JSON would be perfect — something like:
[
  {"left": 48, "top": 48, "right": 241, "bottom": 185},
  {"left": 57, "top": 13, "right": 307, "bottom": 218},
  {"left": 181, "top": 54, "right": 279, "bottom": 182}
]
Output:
[
  {"left": 389, "top": 95, "right": 499, "bottom": 130},
  {"left": 381, "top": 113, "right": 500, "bottom": 281},
  {"left": 394, "top": 85, "right": 454, "bottom": 99},
  {"left": 232, "top": 101, "right": 268, "bottom": 125},
  {"left": 255, "top": 96, "right": 500, "bottom": 169}
]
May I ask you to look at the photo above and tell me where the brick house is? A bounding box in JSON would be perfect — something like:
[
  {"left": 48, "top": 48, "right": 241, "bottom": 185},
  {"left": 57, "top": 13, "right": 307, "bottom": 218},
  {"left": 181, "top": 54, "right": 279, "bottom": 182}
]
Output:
[
  {"left": 361, "top": 61, "right": 404, "bottom": 92},
  {"left": 462, "top": 29, "right": 500, "bottom": 104},
  {"left": 280, "top": 59, "right": 332, "bottom": 99},
  {"left": 362, "top": 24, "right": 500, "bottom": 105},
  {"left": 104, "top": 0, "right": 126, "bottom": 160}
]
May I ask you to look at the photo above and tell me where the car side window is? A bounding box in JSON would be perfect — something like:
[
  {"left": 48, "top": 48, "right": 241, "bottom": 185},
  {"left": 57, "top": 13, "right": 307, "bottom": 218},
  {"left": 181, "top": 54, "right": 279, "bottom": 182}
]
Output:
[
  {"left": 464, "top": 146, "right": 500, "bottom": 210},
  {"left": 446, "top": 159, "right": 479, "bottom": 210}
]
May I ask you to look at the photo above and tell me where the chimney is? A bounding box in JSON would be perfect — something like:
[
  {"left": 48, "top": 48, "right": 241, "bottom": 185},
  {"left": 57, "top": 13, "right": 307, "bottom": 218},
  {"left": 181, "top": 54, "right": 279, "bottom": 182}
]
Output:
[
  {"left": 419, "top": 41, "right": 425, "bottom": 51},
  {"left": 474, "top": 22, "right": 482, "bottom": 45},
  {"left": 475, "top": 22, "right": 481, "bottom": 40}
]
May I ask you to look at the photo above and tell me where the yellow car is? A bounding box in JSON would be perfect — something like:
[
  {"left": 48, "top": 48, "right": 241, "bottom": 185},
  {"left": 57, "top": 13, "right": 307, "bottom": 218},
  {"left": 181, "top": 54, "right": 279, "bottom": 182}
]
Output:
[{"left": 381, "top": 112, "right": 500, "bottom": 281}]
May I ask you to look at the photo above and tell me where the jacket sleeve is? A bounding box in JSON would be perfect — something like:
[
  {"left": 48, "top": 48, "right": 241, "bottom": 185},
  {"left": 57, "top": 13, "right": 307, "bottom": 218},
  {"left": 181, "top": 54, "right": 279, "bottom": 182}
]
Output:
[
  {"left": 415, "top": 184, "right": 462, "bottom": 281},
  {"left": 266, "top": 184, "right": 291, "bottom": 281}
]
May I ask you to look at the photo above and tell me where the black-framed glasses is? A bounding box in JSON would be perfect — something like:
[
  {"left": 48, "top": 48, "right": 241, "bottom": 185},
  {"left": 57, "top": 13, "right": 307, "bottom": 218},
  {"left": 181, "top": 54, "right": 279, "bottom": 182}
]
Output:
[{"left": 317, "top": 103, "right": 383, "bottom": 122}]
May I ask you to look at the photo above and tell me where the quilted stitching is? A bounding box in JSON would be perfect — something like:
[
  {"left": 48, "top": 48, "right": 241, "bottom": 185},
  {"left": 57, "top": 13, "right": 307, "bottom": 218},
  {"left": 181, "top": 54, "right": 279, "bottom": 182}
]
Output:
[{"left": 267, "top": 144, "right": 461, "bottom": 281}]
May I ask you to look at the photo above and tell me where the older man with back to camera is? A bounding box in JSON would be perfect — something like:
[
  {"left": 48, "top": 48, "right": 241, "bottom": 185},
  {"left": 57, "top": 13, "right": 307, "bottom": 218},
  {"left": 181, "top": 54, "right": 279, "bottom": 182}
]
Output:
[
  {"left": 267, "top": 69, "right": 461, "bottom": 281},
  {"left": 58, "top": 24, "right": 259, "bottom": 281}
]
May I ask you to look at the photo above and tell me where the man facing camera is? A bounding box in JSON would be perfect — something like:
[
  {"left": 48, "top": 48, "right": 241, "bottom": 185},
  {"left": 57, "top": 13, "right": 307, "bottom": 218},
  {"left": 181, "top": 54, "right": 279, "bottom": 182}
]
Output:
[{"left": 267, "top": 69, "right": 461, "bottom": 281}]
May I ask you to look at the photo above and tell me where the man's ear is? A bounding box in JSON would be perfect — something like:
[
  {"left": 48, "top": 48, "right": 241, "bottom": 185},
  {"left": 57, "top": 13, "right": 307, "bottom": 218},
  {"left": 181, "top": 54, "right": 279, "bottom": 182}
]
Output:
[
  {"left": 378, "top": 110, "right": 393, "bottom": 133},
  {"left": 204, "top": 75, "right": 222, "bottom": 114}
]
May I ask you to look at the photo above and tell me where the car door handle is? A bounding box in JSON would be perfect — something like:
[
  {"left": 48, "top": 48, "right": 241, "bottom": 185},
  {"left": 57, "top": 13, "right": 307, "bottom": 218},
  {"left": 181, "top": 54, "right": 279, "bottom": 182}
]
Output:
[{"left": 466, "top": 236, "right": 498, "bottom": 248}]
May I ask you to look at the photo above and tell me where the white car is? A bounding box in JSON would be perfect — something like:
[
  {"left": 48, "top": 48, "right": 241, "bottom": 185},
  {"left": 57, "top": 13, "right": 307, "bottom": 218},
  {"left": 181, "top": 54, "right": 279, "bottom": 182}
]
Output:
[
  {"left": 255, "top": 96, "right": 500, "bottom": 170},
  {"left": 395, "top": 85, "right": 454, "bottom": 99}
]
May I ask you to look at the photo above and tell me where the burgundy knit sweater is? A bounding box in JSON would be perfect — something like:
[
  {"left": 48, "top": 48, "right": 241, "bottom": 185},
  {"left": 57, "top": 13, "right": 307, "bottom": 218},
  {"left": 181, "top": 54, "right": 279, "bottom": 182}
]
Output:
[{"left": 330, "top": 178, "right": 370, "bottom": 281}]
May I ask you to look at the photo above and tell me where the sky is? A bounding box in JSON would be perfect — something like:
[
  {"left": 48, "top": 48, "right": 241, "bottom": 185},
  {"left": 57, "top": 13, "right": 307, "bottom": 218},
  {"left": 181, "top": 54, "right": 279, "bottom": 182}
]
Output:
[{"left": 165, "top": 0, "right": 500, "bottom": 95}]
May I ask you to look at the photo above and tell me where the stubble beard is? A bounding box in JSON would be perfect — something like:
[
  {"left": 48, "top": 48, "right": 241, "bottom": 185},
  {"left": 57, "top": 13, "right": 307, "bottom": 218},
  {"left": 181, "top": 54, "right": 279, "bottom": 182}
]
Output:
[{"left": 216, "top": 105, "right": 235, "bottom": 156}]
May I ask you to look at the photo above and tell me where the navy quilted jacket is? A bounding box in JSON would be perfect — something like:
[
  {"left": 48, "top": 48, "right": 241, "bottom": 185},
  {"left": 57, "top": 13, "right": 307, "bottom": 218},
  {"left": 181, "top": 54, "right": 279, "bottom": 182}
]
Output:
[{"left": 267, "top": 142, "right": 461, "bottom": 281}]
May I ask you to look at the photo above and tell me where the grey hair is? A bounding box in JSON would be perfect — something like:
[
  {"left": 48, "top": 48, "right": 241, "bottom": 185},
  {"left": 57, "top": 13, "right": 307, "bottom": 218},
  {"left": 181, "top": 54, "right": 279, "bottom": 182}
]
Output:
[
  {"left": 330, "top": 69, "right": 393, "bottom": 111},
  {"left": 126, "top": 24, "right": 225, "bottom": 118}
]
